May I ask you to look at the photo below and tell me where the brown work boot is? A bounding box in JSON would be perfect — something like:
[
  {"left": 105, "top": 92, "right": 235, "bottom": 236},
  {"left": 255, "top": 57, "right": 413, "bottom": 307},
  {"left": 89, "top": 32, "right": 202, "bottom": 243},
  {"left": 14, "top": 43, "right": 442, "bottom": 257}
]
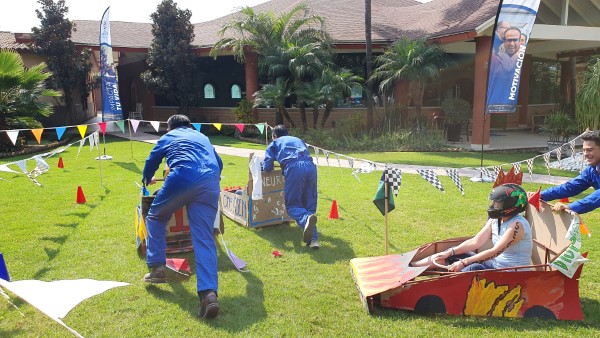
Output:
[
  {"left": 198, "top": 291, "right": 219, "bottom": 319},
  {"left": 142, "top": 265, "right": 167, "bottom": 283}
]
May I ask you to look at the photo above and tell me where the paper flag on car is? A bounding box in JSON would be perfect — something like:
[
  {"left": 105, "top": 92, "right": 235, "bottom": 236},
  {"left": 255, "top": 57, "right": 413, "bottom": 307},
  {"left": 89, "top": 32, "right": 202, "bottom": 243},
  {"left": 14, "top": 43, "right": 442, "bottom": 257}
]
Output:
[{"left": 166, "top": 258, "right": 191, "bottom": 276}]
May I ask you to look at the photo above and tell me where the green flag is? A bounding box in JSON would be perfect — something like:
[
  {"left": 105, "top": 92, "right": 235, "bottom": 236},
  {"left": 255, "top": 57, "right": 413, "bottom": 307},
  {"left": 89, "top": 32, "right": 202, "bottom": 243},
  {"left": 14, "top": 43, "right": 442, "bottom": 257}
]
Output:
[{"left": 373, "top": 177, "right": 395, "bottom": 216}]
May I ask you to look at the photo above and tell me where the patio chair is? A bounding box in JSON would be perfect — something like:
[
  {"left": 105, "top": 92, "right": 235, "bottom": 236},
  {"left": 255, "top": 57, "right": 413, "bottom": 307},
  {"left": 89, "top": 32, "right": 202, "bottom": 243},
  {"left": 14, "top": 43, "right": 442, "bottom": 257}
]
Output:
[{"left": 129, "top": 103, "right": 143, "bottom": 120}]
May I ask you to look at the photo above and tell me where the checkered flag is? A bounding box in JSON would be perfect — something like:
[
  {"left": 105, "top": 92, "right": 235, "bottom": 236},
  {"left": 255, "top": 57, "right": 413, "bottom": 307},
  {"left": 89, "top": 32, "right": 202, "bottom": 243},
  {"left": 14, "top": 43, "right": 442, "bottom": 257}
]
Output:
[
  {"left": 324, "top": 150, "right": 330, "bottom": 166},
  {"left": 511, "top": 162, "right": 521, "bottom": 174},
  {"left": 385, "top": 168, "right": 402, "bottom": 196},
  {"left": 569, "top": 140, "right": 576, "bottom": 157},
  {"left": 335, "top": 153, "right": 341, "bottom": 167},
  {"left": 347, "top": 157, "right": 354, "bottom": 170},
  {"left": 417, "top": 169, "right": 444, "bottom": 192},
  {"left": 543, "top": 151, "right": 552, "bottom": 176},
  {"left": 479, "top": 167, "right": 496, "bottom": 180},
  {"left": 445, "top": 169, "right": 464, "bottom": 196},
  {"left": 555, "top": 146, "right": 562, "bottom": 168},
  {"left": 526, "top": 158, "right": 534, "bottom": 181},
  {"left": 313, "top": 147, "right": 320, "bottom": 164},
  {"left": 492, "top": 165, "right": 503, "bottom": 178}
]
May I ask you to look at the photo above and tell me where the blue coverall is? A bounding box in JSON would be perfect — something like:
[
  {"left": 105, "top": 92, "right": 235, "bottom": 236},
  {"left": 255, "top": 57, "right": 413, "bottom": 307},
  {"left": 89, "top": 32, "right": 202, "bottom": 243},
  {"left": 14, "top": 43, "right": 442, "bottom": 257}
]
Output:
[
  {"left": 142, "top": 127, "right": 223, "bottom": 293},
  {"left": 263, "top": 135, "right": 318, "bottom": 242},
  {"left": 541, "top": 165, "right": 600, "bottom": 214}
]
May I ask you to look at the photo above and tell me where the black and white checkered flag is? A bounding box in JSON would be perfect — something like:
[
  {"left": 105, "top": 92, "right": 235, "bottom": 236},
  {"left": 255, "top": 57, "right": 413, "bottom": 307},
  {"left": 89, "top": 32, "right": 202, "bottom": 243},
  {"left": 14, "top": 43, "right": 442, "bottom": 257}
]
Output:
[
  {"left": 526, "top": 158, "right": 534, "bottom": 181},
  {"left": 445, "top": 169, "right": 464, "bottom": 196},
  {"left": 543, "top": 152, "right": 552, "bottom": 176},
  {"left": 347, "top": 157, "right": 354, "bottom": 169},
  {"left": 511, "top": 162, "right": 521, "bottom": 174},
  {"left": 385, "top": 168, "right": 402, "bottom": 196},
  {"left": 417, "top": 169, "right": 444, "bottom": 192},
  {"left": 335, "top": 153, "right": 341, "bottom": 167},
  {"left": 555, "top": 146, "right": 562, "bottom": 168},
  {"left": 324, "top": 150, "right": 330, "bottom": 166},
  {"left": 313, "top": 147, "right": 320, "bottom": 164},
  {"left": 492, "top": 165, "right": 503, "bottom": 178},
  {"left": 569, "top": 140, "right": 576, "bottom": 157}
]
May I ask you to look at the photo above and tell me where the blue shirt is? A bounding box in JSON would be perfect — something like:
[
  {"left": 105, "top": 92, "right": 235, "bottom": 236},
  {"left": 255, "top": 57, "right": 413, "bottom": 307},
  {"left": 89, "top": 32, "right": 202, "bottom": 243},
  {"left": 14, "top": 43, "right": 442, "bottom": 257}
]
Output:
[
  {"left": 142, "top": 127, "right": 223, "bottom": 184},
  {"left": 541, "top": 165, "right": 600, "bottom": 214},
  {"left": 263, "top": 135, "right": 312, "bottom": 172}
]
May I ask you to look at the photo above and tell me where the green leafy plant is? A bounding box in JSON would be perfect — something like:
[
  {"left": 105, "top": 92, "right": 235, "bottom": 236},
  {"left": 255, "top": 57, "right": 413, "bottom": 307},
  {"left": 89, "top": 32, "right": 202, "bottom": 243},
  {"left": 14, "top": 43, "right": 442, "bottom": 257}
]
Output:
[
  {"left": 441, "top": 97, "right": 471, "bottom": 124},
  {"left": 543, "top": 110, "right": 578, "bottom": 142},
  {"left": 576, "top": 57, "right": 600, "bottom": 130},
  {"left": 232, "top": 99, "right": 256, "bottom": 124}
]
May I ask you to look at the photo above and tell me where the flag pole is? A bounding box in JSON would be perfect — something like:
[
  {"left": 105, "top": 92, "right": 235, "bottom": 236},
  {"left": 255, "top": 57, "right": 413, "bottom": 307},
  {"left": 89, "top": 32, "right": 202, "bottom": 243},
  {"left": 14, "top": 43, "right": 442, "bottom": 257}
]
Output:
[
  {"left": 384, "top": 167, "right": 389, "bottom": 255},
  {"left": 97, "top": 132, "right": 103, "bottom": 186}
]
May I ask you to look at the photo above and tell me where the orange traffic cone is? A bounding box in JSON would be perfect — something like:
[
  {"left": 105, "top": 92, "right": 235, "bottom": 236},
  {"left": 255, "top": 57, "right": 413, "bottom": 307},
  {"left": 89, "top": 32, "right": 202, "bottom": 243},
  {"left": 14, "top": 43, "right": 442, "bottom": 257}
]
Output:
[
  {"left": 559, "top": 197, "right": 570, "bottom": 203},
  {"left": 58, "top": 157, "right": 64, "bottom": 168},
  {"left": 329, "top": 200, "right": 339, "bottom": 219},
  {"left": 76, "top": 186, "right": 86, "bottom": 204}
]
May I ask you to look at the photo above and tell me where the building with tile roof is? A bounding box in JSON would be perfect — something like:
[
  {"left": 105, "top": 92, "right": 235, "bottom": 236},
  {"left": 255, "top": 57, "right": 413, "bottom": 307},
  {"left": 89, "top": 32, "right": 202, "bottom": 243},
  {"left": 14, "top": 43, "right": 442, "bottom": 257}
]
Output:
[{"left": 3, "top": 0, "right": 600, "bottom": 148}]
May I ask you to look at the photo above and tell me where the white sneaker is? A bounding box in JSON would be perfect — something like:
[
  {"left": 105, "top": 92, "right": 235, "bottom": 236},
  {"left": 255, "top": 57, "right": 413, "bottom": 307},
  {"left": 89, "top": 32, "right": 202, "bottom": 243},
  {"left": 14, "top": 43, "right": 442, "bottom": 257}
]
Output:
[
  {"left": 303, "top": 214, "right": 317, "bottom": 243},
  {"left": 308, "top": 239, "right": 320, "bottom": 249}
]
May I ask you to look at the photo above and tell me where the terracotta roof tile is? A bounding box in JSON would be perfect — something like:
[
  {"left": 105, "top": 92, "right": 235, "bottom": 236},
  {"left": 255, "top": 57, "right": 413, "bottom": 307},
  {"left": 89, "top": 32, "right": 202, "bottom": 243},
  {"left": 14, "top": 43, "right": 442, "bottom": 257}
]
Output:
[
  {"left": 0, "top": 32, "right": 30, "bottom": 50},
  {"left": 71, "top": 0, "right": 499, "bottom": 48}
]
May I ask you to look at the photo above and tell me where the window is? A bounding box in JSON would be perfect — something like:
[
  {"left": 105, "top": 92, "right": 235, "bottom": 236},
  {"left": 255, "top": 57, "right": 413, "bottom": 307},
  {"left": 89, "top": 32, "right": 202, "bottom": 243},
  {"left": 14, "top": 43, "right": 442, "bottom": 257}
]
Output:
[
  {"left": 204, "top": 84, "right": 215, "bottom": 99},
  {"left": 231, "top": 84, "right": 241, "bottom": 99},
  {"left": 350, "top": 84, "right": 362, "bottom": 99}
]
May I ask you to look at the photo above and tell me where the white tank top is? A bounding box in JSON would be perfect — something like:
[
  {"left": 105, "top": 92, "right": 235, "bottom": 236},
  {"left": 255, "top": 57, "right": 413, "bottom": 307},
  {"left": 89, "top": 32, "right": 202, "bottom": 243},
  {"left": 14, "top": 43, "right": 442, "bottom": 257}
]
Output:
[{"left": 490, "top": 214, "right": 532, "bottom": 269}]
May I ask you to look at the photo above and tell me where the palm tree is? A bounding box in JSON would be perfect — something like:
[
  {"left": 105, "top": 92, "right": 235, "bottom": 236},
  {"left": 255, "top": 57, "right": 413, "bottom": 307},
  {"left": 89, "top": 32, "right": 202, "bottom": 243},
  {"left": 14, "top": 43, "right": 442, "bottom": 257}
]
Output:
[
  {"left": 370, "top": 37, "right": 447, "bottom": 127},
  {"left": 320, "top": 68, "right": 364, "bottom": 128},
  {"left": 0, "top": 49, "right": 60, "bottom": 134},
  {"left": 576, "top": 57, "right": 600, "bottom": 130},
  {"left": 296, "top": 80, "right": 325, "bottom": 129},
  {"left": 253, "top": 78, "right": 294, "bottom": 127}
]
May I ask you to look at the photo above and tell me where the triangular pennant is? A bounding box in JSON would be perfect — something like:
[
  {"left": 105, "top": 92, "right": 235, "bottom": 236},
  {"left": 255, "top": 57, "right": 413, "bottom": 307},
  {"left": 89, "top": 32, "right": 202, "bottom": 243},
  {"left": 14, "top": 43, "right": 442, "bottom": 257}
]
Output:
[
  {"left": 556, "top": 146, "right": 562, "bottom": 168},
  {"left": 77, "top": 139, "right": 85, "bottom": 158},
  {"left": 150, "top": 121, "right": 161, "bottom": 132},
  {"left": 417, "top": 169, "right": 444, "bottom": 192},
  {"left": 192, "top": 123, "right": 202, "bottom": 132},
  {"left": 543, "top": 152, "right": 552, "bottom": 176},
  {"left": 235, "top": 124, "right": 244, "bottom": 133},
  {"left": 314, "top": 147, "right": 319, "bottom": 164},
  {"left": 76, "top": 125, "right": 87, "bottom": 139},
  {"left": 335, "top": 153, "right": 341, "bottom": 167},
  {"left": 130, "top": 120, "right": 140, "bottom": 133},
  {"left": 30, "top": 155, "right": 50, "bottom": 178},
  {"left": 31, "top": 128, "right": 43, "bottom": 144},
  {"left": 324, "top": 150, "right": 330, "bottom": 166},
  {"left": 98, "top": 122, "right": 107, "bottom": 135},
  {"left": 385, "top": 168, "right": 402, "bottom": 196},
  {"left": 115, "top": 121, "right": 125, "bottom": 133},
  {"left": 528, "top": 187, "right": 541, "bottom": 212},
  {"left": 445, "top": 169, "right": 464, "bottom": 196},
  {"left": 569, "top": 140, "right": 576, "bottom": 157},
  {"left": 16, "top": 160, "right": 28, "bottom": 173},
  {"left": 347, "top": 157, "right": 354, "bottom": 169},
  {"left": 0, "top": 164, "right": 18, "bottom": 173},
  {"left": 165, "top": 258, "right": 191, "bottom": 275},
  {"left": 55, "top": 127, "right": 66, "bottom": 140},
  {"left": 6, "top": 130, "right": 19, "bottom": 146},
  {"left": 526, "top": 158, "right": 534, "bottom": 181},
  {"left": 213, "top": 123, "right": 222, "bottom": 131},
  {"left": 256, "top": 123, "right": 265, "bottom": 134},
  {"left": 511, "top": 162, "right": 521, "bottom": 174}
]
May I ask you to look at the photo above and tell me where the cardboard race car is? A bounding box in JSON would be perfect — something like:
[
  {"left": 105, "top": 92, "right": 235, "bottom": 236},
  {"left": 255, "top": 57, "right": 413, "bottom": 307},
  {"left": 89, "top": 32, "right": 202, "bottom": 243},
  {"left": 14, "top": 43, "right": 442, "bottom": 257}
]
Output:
[{"left": 350, "top": 199, "right": 588, "bottom": 320}]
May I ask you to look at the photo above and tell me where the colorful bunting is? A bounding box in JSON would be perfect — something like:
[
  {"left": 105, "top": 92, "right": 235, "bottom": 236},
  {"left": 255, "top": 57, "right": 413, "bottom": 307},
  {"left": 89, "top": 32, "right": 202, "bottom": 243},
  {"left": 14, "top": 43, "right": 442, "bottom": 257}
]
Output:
[
  {"left": 6, "top": 130, "right": 18, "bottom": 146},
  {"left": 115, "top": 121, "right": 125, "bottom": 133},
  {"left": 150, "top": 121, "right": 160, "bottom": 132},
  {"left": 55, "top": 127, "right": 66, "bottom": 140},
  {"left": 192, "top": 123, "right": 202, "bottom": 131},
  {"left": 76, "top": 125, "right": 87, "bottom": 139},
  {"left": 528, "top": 187, "right": 541, "bottom": 211},
  {"left": 256, "top": 123, "right": 265, "bottom": 134},
  {"left": 130, "top": 120, "right": 140, "bottom": 133},
  {"left": 213, "top": 123, "right": 222, "bottom": 131},
  {"left": 98, "top": 122, "right": 107, "bottom": 135},
  {"left": 235, "top": 124, "right": 244, "bottom": 133},
  {"left": 31, "top": 128, "right": 43, "bottom": 144}
]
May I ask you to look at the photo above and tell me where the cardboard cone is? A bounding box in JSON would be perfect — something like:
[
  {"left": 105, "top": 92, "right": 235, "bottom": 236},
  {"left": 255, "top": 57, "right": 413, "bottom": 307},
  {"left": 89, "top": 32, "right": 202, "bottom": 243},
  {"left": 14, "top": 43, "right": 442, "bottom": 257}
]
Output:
[
  {"left": 0, "top": 253, "right": 10, "bottom": 281},
  {"left": 329, "top": 200, "right": 339, "bottom": 219},
  {"left": 76, "top": 186, "right": 86, "bottom": 204},
  {"left": 58, "top": 157, "right": 64, "bottom": 168}
]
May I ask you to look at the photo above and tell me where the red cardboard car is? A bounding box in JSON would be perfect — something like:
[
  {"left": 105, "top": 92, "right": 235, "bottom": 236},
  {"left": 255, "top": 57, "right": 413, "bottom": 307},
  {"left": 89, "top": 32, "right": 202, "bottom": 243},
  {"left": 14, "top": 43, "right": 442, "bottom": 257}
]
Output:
[{"left": 350, "top": 201, "right": 587, "bottom": 320}]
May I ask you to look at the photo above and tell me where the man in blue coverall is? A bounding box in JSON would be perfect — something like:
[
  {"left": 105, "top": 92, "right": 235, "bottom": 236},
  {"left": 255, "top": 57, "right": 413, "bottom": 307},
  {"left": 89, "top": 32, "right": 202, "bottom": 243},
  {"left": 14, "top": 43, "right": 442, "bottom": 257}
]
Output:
[
  {"left": 263, "top": 125, "right": 319, "bottom": 249},
  {"left": 141, "top": 114, "right": 223, "bottom": 319},
  {"left": 541, "top": 130, "right": 600, "bottom": 214}
]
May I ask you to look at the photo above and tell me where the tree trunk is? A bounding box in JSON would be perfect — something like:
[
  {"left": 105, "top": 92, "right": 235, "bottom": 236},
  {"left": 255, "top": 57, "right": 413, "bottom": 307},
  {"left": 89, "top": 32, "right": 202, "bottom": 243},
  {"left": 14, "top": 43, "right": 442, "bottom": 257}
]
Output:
[
  {"left": 320, "top": 102, "right": 333, "bottom": 128},
  {"left": 275, "top": 107, "right": 284, "bottom": 125},
  {"left": 365, "top": 0, "right": 374, "bottom": 130},
  {"left": 312, "top": 107, "right": 319, "bottom": 129},
  {"left": 280, "top": 107, "right": 295, "bottom": 128},
  {"left": 299, "top": 102, "right": 308, "bottom": 131}
]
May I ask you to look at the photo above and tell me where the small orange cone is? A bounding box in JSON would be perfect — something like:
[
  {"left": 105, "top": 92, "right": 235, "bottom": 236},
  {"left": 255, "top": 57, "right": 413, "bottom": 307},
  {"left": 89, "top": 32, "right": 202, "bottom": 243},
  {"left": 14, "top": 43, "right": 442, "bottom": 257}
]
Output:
[
  {"left": 58, "top": 157, "right": 64, "bottom": 168},
  {"left": 559, "top": 197, "right": 570, "bottom": 203},
  {"left": 76, "top": 186, "right": 86, "bottom": 204},
  {"left": 329, "top": 200, "right": 339, "bottom": 219}
]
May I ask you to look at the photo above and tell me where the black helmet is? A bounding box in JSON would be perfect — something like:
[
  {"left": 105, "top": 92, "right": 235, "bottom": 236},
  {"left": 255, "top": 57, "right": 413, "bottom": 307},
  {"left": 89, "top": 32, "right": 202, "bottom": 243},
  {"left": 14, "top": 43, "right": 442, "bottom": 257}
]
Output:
[{"left": 487, "top": 183, "right": 528, "bottom": 219}]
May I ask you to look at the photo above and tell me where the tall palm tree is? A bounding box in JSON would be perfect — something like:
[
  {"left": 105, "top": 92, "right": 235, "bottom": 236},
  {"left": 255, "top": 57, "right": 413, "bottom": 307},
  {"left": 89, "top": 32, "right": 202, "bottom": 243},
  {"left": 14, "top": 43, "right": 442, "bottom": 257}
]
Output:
[
  {"left": 320, "top": 68, "right": 364, "bottom": 128},
  {"left": 370, "top": 37, "right": 447, "bottom": 126},
  {"left": 253, "top": 78, "right": 294, "bottom": 127},
  {"left": 0, "top": 49, "right": 60, "bottom": 132}
]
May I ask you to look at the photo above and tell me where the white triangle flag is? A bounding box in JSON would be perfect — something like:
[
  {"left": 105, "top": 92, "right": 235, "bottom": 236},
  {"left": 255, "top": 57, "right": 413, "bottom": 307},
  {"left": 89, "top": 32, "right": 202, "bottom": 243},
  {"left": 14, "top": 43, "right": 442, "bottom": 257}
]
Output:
[
  {"left": 150, "top": 121, "right": 161, "bottom": 132},
  {"left": 0, "top": 164, "right": 18, "bottom": 173},
  {"left": 16, "top": 160, "right": 28, "bottom": 173},
  {"left": 77, "top": 139, "right": 85, "bottom": 158},
  {"left": 6, "top": 130, "right": 19, "bottom": 146},
  {"left": 130, "top": 119, "right": 141, "bottom": 133}
]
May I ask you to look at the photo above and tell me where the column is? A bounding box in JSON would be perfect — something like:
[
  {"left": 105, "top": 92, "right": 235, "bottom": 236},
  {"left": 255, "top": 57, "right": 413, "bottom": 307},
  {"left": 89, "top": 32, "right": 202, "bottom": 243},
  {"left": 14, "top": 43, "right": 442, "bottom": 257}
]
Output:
[{"left": 471, "top": 36, "right": 492, "bottom": 150}]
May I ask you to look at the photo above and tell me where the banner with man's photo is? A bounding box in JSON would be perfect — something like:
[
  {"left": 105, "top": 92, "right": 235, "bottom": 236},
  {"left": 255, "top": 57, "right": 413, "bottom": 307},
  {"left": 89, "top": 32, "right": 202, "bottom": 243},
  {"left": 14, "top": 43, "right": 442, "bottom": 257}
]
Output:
[
  {"left": 485, "top": 0, "right": 541, "bottom": 113},
  {"left": 99, "top": 7, "right": 123, "bottom": 122}
]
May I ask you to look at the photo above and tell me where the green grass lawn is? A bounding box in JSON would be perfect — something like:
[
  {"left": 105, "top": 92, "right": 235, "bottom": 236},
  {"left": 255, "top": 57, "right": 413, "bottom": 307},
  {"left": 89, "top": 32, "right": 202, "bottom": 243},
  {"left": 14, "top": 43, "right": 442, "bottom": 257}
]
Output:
[{"left": 0, "top": 136, "right": 598, "bottom": 337}]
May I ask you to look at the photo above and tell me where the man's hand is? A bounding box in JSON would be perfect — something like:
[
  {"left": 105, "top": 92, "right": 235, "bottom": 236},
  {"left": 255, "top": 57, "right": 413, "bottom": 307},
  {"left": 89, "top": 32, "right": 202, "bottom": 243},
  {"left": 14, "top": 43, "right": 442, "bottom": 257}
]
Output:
[
  {"left": 552, "top": 202, "right": 571, "bottom": 213},
  {"left": 144, "top": 177, "right": 157, "bottom": 186}
]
